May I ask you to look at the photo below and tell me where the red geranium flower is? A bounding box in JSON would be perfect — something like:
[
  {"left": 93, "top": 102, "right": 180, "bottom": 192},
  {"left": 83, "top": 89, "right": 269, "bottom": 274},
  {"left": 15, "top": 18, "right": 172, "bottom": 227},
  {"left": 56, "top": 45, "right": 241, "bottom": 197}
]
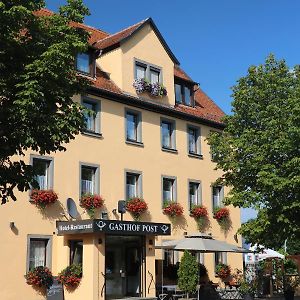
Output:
[
  {"left": 163, "top": 201, "right": 183, "bottom": 217},
  {"left": 126, "top": 198, "right": 148, "bottom": 221},
  {"left": 30, "top": 190, "right": 58, "bottom": 209},
  {"left": 80, "top": 194, "right": 104, "bottom": 218}
]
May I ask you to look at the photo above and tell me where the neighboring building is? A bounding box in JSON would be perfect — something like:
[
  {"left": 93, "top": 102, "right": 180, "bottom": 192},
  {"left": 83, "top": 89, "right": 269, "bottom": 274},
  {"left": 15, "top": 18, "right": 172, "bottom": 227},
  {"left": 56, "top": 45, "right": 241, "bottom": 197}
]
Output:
[{"left": 0, "top": 9, "right": 243, "bottom": 300}]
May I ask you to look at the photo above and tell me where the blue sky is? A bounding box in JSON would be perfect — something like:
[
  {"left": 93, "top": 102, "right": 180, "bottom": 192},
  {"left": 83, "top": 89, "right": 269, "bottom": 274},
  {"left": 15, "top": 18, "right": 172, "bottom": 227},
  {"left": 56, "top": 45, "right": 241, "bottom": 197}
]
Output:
[{"left": 46, "top": 0, "right": 297, "bottom": 221}]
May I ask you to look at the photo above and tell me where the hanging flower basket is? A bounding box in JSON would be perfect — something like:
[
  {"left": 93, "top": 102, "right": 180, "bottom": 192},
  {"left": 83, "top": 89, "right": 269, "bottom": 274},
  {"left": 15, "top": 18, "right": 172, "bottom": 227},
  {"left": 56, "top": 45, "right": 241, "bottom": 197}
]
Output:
[
  {"left": 163, "top": 201, "right": 183, "bottom": 218},
  {"left": 30, "top": 190, "right": 58, "bottom": 209},
  {"left": 58, "top": 264, "right": 82, "bottom": 288},
  {"left": 133, "top": 79, "right": 167, "bottom": 97},
  {"left": 25, "top": 266, "right": 53, "bottom": 289},
  {"left": 126, "top": 197, "right": 148, "bottom": 221},
  {"left": 213, "top": 207, "right": 230, "bottom": 229},
  {"left": 190, "top": 205, "right": 209, "bottom": 231},
  {"left": 216, "top": 263, "right": 231, "bottom": 280},
  {"left": 79, "top": 194, "right": 104, "bottom": 218}
]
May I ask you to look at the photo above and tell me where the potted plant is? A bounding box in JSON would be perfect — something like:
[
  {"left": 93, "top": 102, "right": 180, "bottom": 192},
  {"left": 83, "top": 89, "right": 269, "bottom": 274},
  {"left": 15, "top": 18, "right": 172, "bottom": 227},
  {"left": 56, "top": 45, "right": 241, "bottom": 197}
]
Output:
[
  {"left": 150, "top": 82, "right": 167, "bottom": 97},
  {"left": 30, "top": 189, "right": 58, "bottom": 209},
  {"left": 216, "top": 263, "right": 231, "bottom": 281},
  {"left": 238, "top": 278, "right": 257, "bottom": 300},
  {"left": 126, "top": 197, "right": 148, "bottom": 221},
  {"left": 25, "top": 266, "right": 53, "bottom": 289},
  {"left": 79, "top": 194, "right": 104, "bottom": 218},
  {"left": 58, "top": 264, "right": 82, "bottom": 288},
  {"left": 163, "top": 200, "right": 183, "bottom": 218},
  {"left": 213, "top": 207, "right": 230, "bottom": 229},
  {"left": 190, "top": 205, "right": 208, "bottom": 231},
  {"left": 177, "top": 250, "right": 199, "bottom": 299}
]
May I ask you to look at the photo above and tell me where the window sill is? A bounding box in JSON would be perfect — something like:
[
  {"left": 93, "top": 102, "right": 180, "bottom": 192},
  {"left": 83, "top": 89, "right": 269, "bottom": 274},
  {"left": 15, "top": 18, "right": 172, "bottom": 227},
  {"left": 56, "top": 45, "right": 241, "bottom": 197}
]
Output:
[
  {"left": 126, "top": 140, "right": 144, "bottom": 147},
  {"left": 82, "top": 130, "right": 103, "bottom": 139},
  {"left": 162, "top": 147, "right": 178, "bottom": 154},
  {"left": 188, "top": 152, "right": 203, "bottom": 159},
  {"left": 76, "top": 70, "right": 96, "bottom": 80}
]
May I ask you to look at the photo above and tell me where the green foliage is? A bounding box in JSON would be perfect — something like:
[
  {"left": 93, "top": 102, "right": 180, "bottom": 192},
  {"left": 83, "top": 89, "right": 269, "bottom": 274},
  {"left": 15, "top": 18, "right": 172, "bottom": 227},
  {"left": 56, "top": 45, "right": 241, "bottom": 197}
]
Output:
[
  {"left": 207, "top": 55, "right": 300, "bottom": 249},
  {"left": 177, "top": 251, "right": 198, "bottom": 297},
  {"left": 0, "top": 0, "right": 90, "bottom": 203}
]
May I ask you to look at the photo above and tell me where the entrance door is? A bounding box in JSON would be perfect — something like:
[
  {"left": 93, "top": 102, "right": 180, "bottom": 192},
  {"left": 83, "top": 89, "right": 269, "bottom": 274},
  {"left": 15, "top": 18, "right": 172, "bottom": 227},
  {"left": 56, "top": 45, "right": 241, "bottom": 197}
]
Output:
[{"left": 105, "top": 235, "right": 144, "bottom": 300}]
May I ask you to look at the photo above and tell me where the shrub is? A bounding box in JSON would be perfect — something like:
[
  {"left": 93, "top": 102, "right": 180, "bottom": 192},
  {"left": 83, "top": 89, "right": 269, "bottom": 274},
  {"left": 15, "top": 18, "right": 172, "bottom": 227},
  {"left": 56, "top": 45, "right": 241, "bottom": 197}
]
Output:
[{"left": 216, "top": 263, "right": 231, "bottom": 280}]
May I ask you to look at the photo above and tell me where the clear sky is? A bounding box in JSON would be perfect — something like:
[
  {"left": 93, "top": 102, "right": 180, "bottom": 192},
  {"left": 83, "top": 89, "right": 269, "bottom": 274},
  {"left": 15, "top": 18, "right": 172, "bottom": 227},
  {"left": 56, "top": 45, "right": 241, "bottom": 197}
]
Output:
[{"left": 46, "top": 0, "right": 296, "bottom": 221}]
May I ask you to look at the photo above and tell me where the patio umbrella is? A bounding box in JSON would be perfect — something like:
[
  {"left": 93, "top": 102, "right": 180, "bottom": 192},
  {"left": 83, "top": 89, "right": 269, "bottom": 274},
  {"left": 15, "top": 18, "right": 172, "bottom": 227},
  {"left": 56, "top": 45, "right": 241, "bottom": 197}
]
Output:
[{"left": 156, "top": 233, "right": 250, "bottom": 253}]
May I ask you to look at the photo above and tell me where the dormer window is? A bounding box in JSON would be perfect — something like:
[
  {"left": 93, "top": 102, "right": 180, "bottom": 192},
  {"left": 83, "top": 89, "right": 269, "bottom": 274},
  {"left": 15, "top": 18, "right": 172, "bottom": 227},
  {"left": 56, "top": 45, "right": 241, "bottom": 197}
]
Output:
[
  {"left": 76, "top": 50, "right": 95, "bottom": 76},
  {"left": 175, "top": 81, "right": 193, "bottom": 106},
  {"left": 134, "top": 59, "right": 162, "bottom": 84}
]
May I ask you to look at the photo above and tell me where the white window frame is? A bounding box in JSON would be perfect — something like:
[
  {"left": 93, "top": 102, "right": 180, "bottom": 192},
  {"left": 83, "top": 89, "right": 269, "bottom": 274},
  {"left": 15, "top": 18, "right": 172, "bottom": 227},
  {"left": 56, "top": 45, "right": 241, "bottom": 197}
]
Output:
[
  {"left": 79, "top": 163, "right": 100, "bottom": 196},
  {"left": 26, "top": 235, "right": 52, "bottom": 272}
]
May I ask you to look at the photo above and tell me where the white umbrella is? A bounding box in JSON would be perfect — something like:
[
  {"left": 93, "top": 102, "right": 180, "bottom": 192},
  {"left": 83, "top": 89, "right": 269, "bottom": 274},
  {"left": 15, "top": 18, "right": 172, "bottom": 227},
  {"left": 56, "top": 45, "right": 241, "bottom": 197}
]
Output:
[
  {"left": 156, "top": 233, "right": 250, "bottom": 253},
  {"left": 249, "top": 244, "right": 284, "bottom": 261}
]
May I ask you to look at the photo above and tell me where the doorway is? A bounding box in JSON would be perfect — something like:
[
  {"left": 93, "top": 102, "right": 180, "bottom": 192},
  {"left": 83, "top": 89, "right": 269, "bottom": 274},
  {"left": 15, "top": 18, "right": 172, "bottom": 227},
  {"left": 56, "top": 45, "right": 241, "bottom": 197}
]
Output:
[{"left": 105, "top": 235, "right": 144, "bottom": 300}]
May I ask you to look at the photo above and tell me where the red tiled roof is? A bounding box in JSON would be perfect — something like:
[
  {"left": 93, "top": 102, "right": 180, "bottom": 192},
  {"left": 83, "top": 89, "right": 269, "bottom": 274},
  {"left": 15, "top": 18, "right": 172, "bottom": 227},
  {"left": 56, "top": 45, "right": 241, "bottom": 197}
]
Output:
[
  {"left": 174, "top": 88, "right": 225, "bottom": 124},
  {"left": 174, "top": 65, "right": 194, "bottom": 83},
  {"left": 93, "top": 19, "right": 148, "bottom": 50},
  {"left": 34, "top": 9, "right": 109, "bottom": 45},
  {"left": 35, "top": 9, "right": 225, "bottom": 125}
]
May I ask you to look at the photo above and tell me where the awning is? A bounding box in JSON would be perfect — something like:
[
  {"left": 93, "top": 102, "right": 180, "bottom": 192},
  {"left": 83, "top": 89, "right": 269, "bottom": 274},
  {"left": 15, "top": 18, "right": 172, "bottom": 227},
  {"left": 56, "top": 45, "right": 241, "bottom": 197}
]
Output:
[{"left": 156, "top": 233, "right": 250, "bottom": 253}]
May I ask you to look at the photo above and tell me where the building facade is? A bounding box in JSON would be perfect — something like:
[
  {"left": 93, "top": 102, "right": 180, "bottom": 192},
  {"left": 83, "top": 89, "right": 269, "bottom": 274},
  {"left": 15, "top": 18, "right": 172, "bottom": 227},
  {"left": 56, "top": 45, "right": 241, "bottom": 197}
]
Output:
[{"left": 0, "top": 9, "right": 243, "bottom": 300}]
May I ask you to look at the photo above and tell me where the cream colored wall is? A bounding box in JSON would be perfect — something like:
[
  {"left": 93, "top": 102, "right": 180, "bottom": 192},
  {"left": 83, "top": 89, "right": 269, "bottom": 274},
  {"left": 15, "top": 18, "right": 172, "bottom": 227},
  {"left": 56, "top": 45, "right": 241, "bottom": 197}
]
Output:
[
  {"left": 97, "top": 47, "right": 123, "bottom": 88},
  {"left": 0, "top": 95, "right": 242, "bottom": 300},
  {"left": 98, "top": 23, "right": 175, "bottom": 105}
]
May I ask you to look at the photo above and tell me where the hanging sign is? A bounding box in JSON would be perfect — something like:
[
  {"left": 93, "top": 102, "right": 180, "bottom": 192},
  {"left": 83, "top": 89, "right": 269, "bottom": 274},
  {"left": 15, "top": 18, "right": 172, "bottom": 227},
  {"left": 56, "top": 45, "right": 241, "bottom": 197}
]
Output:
[{"left": 57, "top": 219, "right": 171, "bottom": 236}]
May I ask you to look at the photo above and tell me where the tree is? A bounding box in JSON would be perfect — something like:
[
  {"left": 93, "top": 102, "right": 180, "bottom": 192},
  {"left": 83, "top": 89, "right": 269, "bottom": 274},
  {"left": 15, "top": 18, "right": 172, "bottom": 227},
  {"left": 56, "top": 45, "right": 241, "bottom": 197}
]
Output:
[
  {"left": 0, "top": 0, "right": 91, "bottom": 204},
  {"left": 208, "top": 55, "right": 300, "bottom": 249},
  {"left": 177, "top": 250, "right": 198, "bottom": 299}
]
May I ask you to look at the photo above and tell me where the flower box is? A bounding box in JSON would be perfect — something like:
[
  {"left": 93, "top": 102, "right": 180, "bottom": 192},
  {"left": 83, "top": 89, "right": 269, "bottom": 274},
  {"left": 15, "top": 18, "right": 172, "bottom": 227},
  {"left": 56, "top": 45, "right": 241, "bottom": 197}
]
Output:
[
  {"left": 79, "top": 194, "right": 104, "bottom": 218},
  {"left": 163, "top": 201, "right": 183, "bottom": 218},
  {"left": 58, "top": 264, "right": 82, "bottom": 288},
  {"left": 126, "top": 197, "right": 148, "bottom": 221},
  {"left": 25, "top": 266, "right": 53, "bottom": 289},
  {"left": 30, "top": 190, "right": 58, "bottom": 209},
  {"left": 213, "top": 207, "right": 230, "bottom": 229},
  {"left": 190, "top": 205, "right": 209, "bottom": 231},
  {"left": 133, "top": 78, "right": 167, "bottom": 97}
]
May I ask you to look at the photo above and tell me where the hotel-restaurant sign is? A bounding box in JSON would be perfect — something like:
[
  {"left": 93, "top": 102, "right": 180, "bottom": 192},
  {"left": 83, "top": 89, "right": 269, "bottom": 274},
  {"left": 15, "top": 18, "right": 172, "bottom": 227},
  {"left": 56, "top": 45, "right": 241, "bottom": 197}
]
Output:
[{"left": 56, "top": 219, "right": 171, "bottom": 236}]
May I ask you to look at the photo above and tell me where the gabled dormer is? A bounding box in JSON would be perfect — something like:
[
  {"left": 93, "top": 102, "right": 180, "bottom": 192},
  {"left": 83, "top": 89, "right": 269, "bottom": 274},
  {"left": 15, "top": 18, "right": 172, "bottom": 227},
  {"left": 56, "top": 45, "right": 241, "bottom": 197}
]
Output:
[{"left": 95, "top": 18, "right": 179, "bottom": 105}]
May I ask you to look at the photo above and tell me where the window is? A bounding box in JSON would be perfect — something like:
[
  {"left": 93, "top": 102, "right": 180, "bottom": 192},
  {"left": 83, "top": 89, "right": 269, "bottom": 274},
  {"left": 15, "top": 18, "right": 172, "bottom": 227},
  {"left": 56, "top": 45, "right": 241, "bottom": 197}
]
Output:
[
  {"left": 212, "top": 186, "right": 224, "bottom": 210},
  {"left": 161, "top": 119, "right": 176, "bottom": 150},
  {"left": 163, "top": 249, "right": 179, "bottom": 267},
  {"left": 125, "top": 110, "right": 142, "bottom": 143},
  {"left": 215, "top": 252, "right": 227, "bottom": 271},
  {"left": 162, "top": 177, "right": 176, "bottom": 203},
  {"left": 189, "top": 181, "right": 201, "bottom": 210},
  {"left": 196, "top": 253, "right": 205, "bottom": 264},
  {"left": 32, "top": 157, "right": 53, "bottom": 190},
  {"left": 80, "top": 164, "right": 99, "bottom": 196},
  {"left": 27, "top": 236, "right": 52, "bottom": 271},
  {"left": 76, "top": 51, "right": 94, "bottom": 76},
  {"left": 135, "top": 59, "right": 162, "bottom": 84},
  {"left": 82, "top": 98, "right": 101, "bottom": 135},
  {"left": 126, "top": 172, "right": 142, "bottom": 199},
  {"left": 70, "top": 240, "right": 83, "bottom": 265},
  {"left": 175, "top": 82, "right": 193, "bottom": 106},
  {"left": 188, "top": 126, "right": 201, "bottom": 155}
]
